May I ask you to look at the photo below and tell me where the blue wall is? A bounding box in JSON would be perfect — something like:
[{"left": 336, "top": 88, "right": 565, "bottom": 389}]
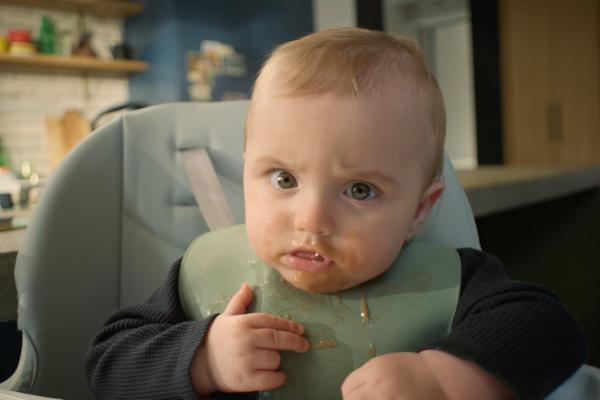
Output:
[{"left": 126, "top": 0, "right": 313, "bottom": 104}]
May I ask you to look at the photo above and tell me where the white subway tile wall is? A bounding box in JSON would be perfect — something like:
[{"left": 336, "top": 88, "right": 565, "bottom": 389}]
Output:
[{"left": 0, "top": 5, "right": 129, "bottom": 176}]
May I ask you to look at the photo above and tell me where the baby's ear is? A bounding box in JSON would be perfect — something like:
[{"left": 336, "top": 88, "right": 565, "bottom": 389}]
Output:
[{"left": 409, "top": 179, "right": 445, "bottom": 236}]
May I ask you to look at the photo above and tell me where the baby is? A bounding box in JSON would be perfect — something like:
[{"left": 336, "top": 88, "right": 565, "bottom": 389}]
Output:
[{"left": 86, "top": 28, "right": 585, "bottom": 400}]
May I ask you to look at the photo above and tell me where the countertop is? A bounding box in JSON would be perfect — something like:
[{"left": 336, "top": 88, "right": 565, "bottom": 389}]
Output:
[
  {"left": 457, "top": 165, "right": 600, "bottom": 217},
  {"left": 0, "top": 206, "right": 31, "bottom": 253}
]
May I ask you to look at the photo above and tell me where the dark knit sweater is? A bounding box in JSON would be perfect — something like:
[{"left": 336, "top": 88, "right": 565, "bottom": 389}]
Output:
[{"left": 85, "top": 249, "right": 586, "bottom": 400}]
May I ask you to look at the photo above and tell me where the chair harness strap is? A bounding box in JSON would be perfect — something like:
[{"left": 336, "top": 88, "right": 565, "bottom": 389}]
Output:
[{"left": 181, "top": 147, "right": 236, "bottom": 231}]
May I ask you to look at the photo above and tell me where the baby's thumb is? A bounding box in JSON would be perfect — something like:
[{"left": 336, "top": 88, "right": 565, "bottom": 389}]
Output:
[{"left": 223, "top": 283, "right": 253, "bottom": 315}]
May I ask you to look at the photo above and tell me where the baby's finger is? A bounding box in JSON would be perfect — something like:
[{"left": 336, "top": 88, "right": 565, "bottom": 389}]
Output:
[
  {"left": 223, "top": 283, "right": 253, "bottom": 316},
  {"left": 253, "top": 328, "right": 310, "bottom": 353},
  {"left": 249, "top": 370, "right": 287, "bottom": 391},
  {"left": 252, "top": 349, "right": 282, "bottom": 370},
  {"left": 246, "top": 313, "right": 304, "bottom": 335}
]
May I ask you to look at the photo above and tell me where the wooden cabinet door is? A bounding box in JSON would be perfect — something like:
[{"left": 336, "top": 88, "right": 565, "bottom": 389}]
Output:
[{"left": 500, "top": 0, "right": 600, "bottom": 165}]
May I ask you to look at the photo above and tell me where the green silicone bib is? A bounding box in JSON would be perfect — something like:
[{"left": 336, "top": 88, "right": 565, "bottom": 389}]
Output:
[{"left": 179, "top": 224, "right": 461, "bottom": 400}]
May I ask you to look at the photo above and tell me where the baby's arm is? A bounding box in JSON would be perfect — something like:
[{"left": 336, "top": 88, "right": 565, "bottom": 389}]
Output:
[
  {"left": 85, "top": 259, "right": 308, "bottom": 400},
  {"left": 191, "top": 283, "right": 309, "bottom": 395},
  {"left": 420, "top": 350, "right": 515, "bottom": 398},
  {"left": 422, "top": 248, "right": 586, "bottom": 398},
  {"left": 85, "top": 258, "right": 212, "bottom": 400},
  {"left": 342, "top": 351, "right": 512, "bottom": 400},
  {"left": 342, "top": 248, "right": 586, "bottom": 399}
]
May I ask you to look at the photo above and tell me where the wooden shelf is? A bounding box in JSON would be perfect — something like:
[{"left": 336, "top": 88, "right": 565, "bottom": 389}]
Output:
[
  {"left": 0, "top": 0, "right": 144, "bottom": 18},
  {"left": 0, "top": 53, "right": 148, "bottom": 74}
]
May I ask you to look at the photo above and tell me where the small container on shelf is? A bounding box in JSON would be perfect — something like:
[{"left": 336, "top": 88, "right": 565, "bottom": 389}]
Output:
[
  {"left": 7, "top": 29, "right": 31, "bottom": 43},
  {"left": 8, "top": 42, "right": 36, "bottom": 56},
  {"left": 7, "top": 29, "right": 36, "bottom": 56}
]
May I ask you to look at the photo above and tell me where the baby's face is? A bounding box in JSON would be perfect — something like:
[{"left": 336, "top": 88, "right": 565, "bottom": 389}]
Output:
[{"left": 244, "top": 91, "right": 436, "bottom": 293}]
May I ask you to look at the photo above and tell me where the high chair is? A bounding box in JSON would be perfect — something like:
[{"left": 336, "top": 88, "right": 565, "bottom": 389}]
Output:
[{"left": 0, "top": 101, "right": 596, "bottom": 399}]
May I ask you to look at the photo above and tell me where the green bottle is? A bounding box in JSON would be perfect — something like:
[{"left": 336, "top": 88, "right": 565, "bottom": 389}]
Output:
[{"left": 39, "top": 15, "right": 56, "bottom": 54}]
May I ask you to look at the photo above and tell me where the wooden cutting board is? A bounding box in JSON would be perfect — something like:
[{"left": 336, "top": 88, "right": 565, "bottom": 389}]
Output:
[{"left": 44, "top": 109, "right": 91, "bottom": 172}]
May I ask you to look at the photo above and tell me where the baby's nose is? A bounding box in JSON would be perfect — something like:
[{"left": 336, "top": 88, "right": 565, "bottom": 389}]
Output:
[{"left": 293, "top": 195, "right": 335, "bottom": 237}]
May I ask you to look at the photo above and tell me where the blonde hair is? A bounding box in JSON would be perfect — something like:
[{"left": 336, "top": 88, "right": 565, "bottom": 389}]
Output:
[{"left": 251, "top": 27, "right": 446, "bottom": 183}]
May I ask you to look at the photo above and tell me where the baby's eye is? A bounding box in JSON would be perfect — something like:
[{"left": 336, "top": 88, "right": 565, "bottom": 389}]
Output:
[
  {"left": 270, "top": 170, "right": 297, "bottom": 189},
  {"left": 343, "top": 182, "right": 377, "bottom": 201}
]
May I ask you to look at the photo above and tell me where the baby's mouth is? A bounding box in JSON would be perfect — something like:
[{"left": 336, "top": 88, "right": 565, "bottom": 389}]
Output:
[
  {"left": 284, "top": 249, "right": 334, "bottom": 273},
  {"left": 295, "top": 251, "right": 325, "bottom": 262}
]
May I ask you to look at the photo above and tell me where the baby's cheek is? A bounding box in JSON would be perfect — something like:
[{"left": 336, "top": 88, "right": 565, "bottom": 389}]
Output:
[
  {"left": 345, "top": 232, "right": 401, "bottom": 278},
  {"left": 253, "top": 215, "right": 287, "bottom": 262},
  {"left": 246, "top": 218, "right": 269, "bottom": 261},
  {"left": 340, "top": 229, "right": 373, "bottom": 267}
]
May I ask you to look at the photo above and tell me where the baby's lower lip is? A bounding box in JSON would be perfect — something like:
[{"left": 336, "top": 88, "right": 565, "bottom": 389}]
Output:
[{"left": 283, "top": 252, "right": 334, "bottom": 273}]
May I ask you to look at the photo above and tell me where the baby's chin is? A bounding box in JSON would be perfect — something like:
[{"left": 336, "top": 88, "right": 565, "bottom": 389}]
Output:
[{"left": 278, "top": 268, "right": 354, "bottom": 293}]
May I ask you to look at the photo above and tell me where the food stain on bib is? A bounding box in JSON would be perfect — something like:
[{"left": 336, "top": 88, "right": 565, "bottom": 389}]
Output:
[
  {"left": 368, "top": 341, "right": 376, "bottom": 358},
  {"left": 360, "top": 289, "right": 370, "bottom": 327},
  {"left": 206, "top": 294, "right": 232, "bottom": 315},
  {"left": 310, "top": 335, "right": 337, "bottom": 349}
]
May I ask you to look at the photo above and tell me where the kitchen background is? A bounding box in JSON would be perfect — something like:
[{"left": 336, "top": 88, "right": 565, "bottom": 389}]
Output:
[
  {"left": 0, "top": 2, "right": 129, "bottom": 178},
  {"left": 1, "top": 0, "right": 597, "bottom": 182},
  {"left": 0, "top": 0, "right": 599, "bottom": 377},
  {"left": 0, "top": 0, "right": 483, "bottom": 187}
]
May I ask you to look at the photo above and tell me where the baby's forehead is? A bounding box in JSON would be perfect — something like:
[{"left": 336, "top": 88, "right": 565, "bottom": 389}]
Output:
[
  {"left": 249, "top": 93, "right": 430, "bottom": 149},
  {"left": 249, "top": 87, "right": 430, "bottom": 138},
  {"left": 254, "top": 55, "right": 426, "bottom": 98}
]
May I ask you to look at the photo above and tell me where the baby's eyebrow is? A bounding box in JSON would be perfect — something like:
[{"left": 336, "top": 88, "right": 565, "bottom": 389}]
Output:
[
  {"left": 252, "top": 155, "right": 291, "bottom": 168},
  {"left": 346, "top": 170, "right": 399, "bottom": 186}
]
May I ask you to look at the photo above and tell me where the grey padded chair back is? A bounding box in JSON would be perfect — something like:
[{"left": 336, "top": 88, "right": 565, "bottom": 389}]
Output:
[{"left": 5, "top": 101, "right": 479, "bottom": 400}]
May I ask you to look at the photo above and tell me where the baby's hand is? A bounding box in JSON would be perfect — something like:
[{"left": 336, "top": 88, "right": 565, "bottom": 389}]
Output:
[
  {"left": 341, "top": 352, "right": 448, "bottom": 400},
  {"left": 191, "top": 283, "right": 309, "bottom": 395}
]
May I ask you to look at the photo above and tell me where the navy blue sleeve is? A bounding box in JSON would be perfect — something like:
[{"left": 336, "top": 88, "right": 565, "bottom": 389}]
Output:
[
  {"left": 422, "top": 248, "right": 587, "bottom": 399},
  {"left": 85, "top": 258, "right": 217, "bottom": 400}
]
